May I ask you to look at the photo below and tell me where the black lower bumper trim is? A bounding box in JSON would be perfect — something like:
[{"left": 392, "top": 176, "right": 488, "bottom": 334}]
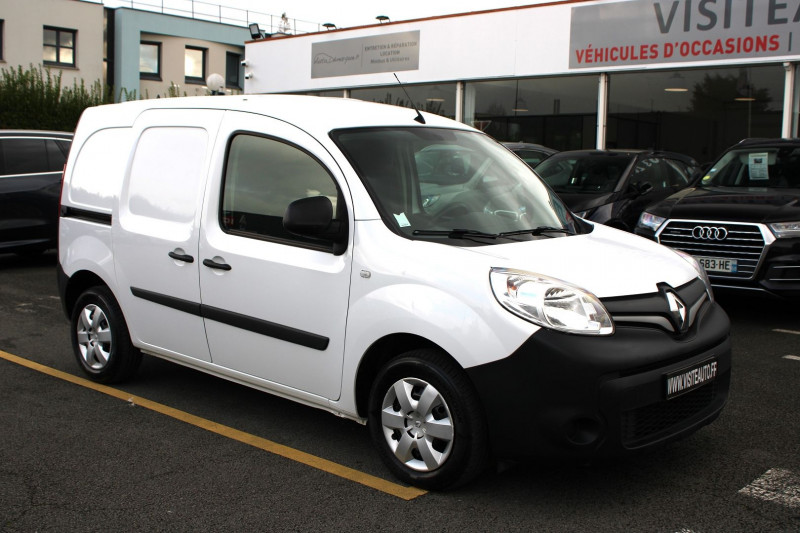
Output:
[{"left": 466, "top": 301, "right": 731, "bottom": 460}]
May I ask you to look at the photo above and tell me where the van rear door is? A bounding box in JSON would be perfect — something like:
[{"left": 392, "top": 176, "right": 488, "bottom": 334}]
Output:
[{"left": 115, "top": 109, "right": 224, "bottom": 362}]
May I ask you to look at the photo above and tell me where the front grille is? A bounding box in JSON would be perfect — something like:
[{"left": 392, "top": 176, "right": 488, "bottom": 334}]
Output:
[
  {"left": 658, "top": 220, "right": 766, "bottom": 280},
  {"left": 621, "top": 382, "right": 717, "bottom": 448}
]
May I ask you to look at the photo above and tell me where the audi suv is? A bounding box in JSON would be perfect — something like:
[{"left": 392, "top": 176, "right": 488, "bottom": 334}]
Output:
[{"left": 635, "top": 138, "right": 800, "bottom": 299}]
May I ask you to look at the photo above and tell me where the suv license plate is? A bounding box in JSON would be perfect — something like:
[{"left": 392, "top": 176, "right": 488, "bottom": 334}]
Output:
[
  {"left": 696, "top": 256, "right": 737, "bottom": 273},
  {"left": 665, "top": 359, "right": 718, "bottom": 400}
]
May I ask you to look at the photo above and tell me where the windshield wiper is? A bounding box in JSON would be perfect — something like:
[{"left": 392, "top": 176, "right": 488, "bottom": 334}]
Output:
[
  {"left": 498, "top": 226, "right": 576, "bottom": 238},
  {"left": 412, "top": 228, "right": 500, "bottom": 239}
]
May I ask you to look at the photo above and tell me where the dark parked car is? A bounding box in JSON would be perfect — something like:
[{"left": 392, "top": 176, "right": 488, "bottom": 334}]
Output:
[
  {"left": 635, "top": 138, "right": 800, "bottom": 299},
  {"left": 502, "top": 142, "right": 558, "bottom": 168},
  {"left": 0, "top": 130, "right": 72, "bottom": 255},
  {"left": 535, "top": 149, "right": 698, "bottom": 231}
]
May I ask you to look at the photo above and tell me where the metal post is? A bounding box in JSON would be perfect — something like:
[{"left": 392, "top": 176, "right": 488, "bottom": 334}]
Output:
[
  {"left": 782, "top": 62, "right": 795, "bottom": 138},
  {"left": 596, "top": 73, "right": 608, "bottom": 150},
  {"left": 455, "top": 81, "right": 464, "bottom": 123}
]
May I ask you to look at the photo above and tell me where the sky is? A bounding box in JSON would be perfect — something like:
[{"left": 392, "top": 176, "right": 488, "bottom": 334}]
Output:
[{"left": 102, "top": 1, "right": 554, "bottom": 31}]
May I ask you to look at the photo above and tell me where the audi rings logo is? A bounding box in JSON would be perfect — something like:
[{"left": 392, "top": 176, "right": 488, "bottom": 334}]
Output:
[{"left": 692, "top": 226, "right": 728, "bottom": 241}]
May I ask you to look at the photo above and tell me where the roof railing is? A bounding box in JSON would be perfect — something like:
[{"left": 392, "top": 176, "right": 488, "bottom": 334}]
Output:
[{"left": 92, "top": 0, "right": 324, "bottom": 34}]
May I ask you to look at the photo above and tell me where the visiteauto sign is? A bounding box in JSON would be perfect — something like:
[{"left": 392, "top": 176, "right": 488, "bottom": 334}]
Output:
[{"left": 569, "top": 0, "right": 799, "bottom": 69}]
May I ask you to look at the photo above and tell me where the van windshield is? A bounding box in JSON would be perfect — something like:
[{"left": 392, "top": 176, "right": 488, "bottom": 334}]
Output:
[{"left": 332, "top": 127, "right": 581, "bottom": 243}]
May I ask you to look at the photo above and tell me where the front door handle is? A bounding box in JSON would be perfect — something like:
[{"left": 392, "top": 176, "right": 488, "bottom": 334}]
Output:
[
  {"left": 203, "top": 258, "right": 232, "bottom": 271},
  {"left": 168, "top": 250, "right": 194, "bottom": 263}
]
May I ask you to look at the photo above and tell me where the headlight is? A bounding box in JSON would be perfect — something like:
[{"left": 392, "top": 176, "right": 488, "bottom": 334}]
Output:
[
  {"left": 673, "top": 250, "right": 714, "bottom": 301},
  {"left": 489, "top": 268, "right": 614, "bottom": 335},
  {"left": 636, "top": 212, "right": 666, "bottom": 232},
  {"left": 769, "top": 221, "right": 800, "bottom": 239}
]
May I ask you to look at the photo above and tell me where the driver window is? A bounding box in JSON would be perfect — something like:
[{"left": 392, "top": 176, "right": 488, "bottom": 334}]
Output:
[{"left": 221, "top": 133, "right": 340, "bottom": 249}]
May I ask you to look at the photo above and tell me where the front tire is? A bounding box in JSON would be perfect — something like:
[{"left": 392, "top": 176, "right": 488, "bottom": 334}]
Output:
[
  {"left": 368, "top": 349, "right": 489, "bottom": 490},
  {"left": 70, "top": 286, "right": 141, "bottom": 383}
]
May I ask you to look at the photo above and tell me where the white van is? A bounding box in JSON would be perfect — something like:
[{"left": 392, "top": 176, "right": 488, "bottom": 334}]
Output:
[{"left": 58, "top": 95, "right": 730, "bottom": 489}]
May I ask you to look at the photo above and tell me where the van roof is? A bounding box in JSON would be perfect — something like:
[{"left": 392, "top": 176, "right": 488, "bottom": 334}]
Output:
[{"left": 79, "top": 94, "right": 471, "bottom": 136}]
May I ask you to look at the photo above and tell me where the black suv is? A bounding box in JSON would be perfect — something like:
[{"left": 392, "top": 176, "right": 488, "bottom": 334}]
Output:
[
  {"left": 0, "top": 130, "right": 72, "bottom": 255},
  {"left": 635, "top": 138, "right": 800, "bottom": 299},
  {"left": 535, "top": 149, "right": 698, "bottom": 231}
]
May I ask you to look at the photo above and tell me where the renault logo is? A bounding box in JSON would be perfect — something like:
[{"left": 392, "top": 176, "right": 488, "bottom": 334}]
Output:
[
  {"left": 665, "top": 291, "right": 688, "bottom": 333},
  {"left": 692, "top": 226, "right": 728, "bottom": 240}
]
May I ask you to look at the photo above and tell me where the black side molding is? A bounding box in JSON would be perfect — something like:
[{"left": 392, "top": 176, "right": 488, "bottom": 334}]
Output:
[
  {"left": 130, "top": 287, "right": 329, "bottom": 351},
  {"left": 60, "top": 206, "right": 112, "bottom": 226},
  {"left": 130, "top": 287, "right": 202, "bottom": 317}
]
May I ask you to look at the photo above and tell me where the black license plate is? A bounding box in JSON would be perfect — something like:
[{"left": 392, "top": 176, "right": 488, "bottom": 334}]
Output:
[{"left": 665, "top": 359, "right": 718, "bottom": 400}]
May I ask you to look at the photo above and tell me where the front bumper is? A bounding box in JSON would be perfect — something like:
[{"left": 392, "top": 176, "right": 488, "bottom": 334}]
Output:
[{"left": 466, "top": 299, "right": 731, "bottom": 460}]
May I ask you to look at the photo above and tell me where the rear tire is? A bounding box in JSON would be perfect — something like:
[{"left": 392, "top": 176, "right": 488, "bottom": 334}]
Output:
[
  {"left": 70, "top": 286, "right": 141, "bottom": 383},
  {"left": 368, "top": 349, "right": 489, "bottom": 490}
]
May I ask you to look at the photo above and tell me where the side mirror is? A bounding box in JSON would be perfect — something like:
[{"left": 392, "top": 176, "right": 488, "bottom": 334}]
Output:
[
  {"left": 284, "top": 196, "right": 334, "bottom": 236},
  {"left": 632, "top": 181, "right": 654, "bottom": 197},
  {"left": 283, "top": 196, "right": 347, "bottom": 254}
]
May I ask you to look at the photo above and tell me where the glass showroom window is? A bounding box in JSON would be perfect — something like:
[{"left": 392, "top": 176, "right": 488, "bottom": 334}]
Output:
[
  {"left": 184, "top": 46, "right": 206, "bottom": 84},
  {"left": 43, "top": 27, "right": 76, "bottom": 67},
  {"left": 466, "top": 76, "right": 598, "bottom": 151},
  {"left": 350, "top": 83, "right": 457, "bottom": 119},
  {"left": 140, "top": 42, "right": 161, "bottom": 80},
  {"left": 607, "top": 65, "right": 784, "bottom": 162}
]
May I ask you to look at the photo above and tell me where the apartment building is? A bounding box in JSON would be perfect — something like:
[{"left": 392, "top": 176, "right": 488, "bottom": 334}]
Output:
[{"left": 0, "top": 0, "right": 250, "bottom": 99}]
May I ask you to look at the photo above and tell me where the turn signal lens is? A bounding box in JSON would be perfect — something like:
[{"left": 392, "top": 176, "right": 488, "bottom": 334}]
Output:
[
  {"left": 636, "top": 212, "right": 666, "bottom": 233},
  {"left": 769, "top": 221, "right": 800, "bottom": 239}
]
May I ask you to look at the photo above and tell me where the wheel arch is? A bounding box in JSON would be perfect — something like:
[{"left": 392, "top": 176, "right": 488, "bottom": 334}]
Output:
[
  {"left": 354, "top": 333, "right": 465, "bottom": 419},
  {"left": 61, "top": 269, "right": 112, "bottom": 318}
]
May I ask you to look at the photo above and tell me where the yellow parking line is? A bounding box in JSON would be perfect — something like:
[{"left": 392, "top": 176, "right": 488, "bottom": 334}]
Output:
[{"left": 0, "top": 349, "right": 427, "bottom": 501}]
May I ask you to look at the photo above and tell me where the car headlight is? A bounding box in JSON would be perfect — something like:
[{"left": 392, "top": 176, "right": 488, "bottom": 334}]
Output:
[
  {"left": 489, "top": 268, "right": 614, "bottom": 335},
  {"left": 636, "top": 212, "right": 666, "bottom": 232},
  {"left": 769, "top": 221, "right": 800, "bottom": 239},
  {"left": 673, "top": 249, "right": 714, "bottom": 301}
]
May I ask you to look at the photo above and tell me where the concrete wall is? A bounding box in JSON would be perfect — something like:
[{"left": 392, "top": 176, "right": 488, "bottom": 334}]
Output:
[
  {"left": 112, "top": 8, "right": 248, "bottom": 100},
  {"left": 139, "top": 33, "right": 244, "bottom": 98},
  {"left": 0, "top": 0, "right": 104, "bottom": 88}
]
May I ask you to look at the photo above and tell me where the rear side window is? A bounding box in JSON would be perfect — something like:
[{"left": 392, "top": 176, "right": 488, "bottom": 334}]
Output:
[
  {"left": 221, "top": 133, "right": 340, "bottom": 249},
  {"left": 0, "top": 137, "right": 68, "bottom": 176}
]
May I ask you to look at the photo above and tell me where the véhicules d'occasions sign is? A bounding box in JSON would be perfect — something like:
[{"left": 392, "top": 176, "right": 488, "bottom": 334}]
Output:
[{"left": 569, "top": 0, "right": 799, "bottom": 69}]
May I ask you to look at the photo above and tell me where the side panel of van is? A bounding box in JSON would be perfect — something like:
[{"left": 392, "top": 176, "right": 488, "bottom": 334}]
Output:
[
  {"left": 115, "top": 109, "right": 224, "bottom": 362},
  {"left": 197, "top": 111, "right": 353, "bottom": 400}
]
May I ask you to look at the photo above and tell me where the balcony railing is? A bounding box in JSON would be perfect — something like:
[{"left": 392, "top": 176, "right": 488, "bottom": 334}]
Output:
[{"left": 95, "top": 0, "right": 324, "bottom": 34}]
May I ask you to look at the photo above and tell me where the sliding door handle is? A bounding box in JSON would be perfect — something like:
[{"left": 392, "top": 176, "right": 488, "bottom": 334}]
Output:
[
  {"left": 202, "top": 258, "right": 232, "bottom": 271},
  {"left": 168, "top": 250, "right": 194, "bottom": 263}
]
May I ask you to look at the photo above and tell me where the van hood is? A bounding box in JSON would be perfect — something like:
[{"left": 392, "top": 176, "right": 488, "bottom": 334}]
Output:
[
  {"left": 652, "top": 186, "right": 800, "bottom": 223},
  {"left": 464, "top": 224, "right": 696, "bottom": 299}
]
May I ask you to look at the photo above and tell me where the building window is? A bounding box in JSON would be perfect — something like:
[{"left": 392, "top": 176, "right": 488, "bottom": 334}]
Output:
[
  {"left": 350, "top": 83, "right": 457, "bottom": 119},
  {"left": 1, "top": 20, "right": 4, "bottom": 61},
  {"left": 184, "top": 46, "right": 206, "bottom": 84},
  {"left": 226, "top": 52, "right": 241, "bottom": 89},
  {"left": 607, "top": 66, "right": 785, "bottom": 162},
  {"left": 466, "top": 76, "right": 598, "bottom": 151},
  {"left": 139, "top": 41, "right": 161, "bottom": 80},
  {"left": 43, "top": 26, "right": 76, "bottom": 67}
]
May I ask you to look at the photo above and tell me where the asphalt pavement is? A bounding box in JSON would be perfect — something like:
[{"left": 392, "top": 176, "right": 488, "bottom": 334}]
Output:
[{"left": 1, "top": 251, "right": 798, "bottom": 532}]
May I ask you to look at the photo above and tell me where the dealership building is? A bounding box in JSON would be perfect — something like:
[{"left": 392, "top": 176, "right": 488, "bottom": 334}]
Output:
[{"left": 242, "top": 0, "right": 800, "bottom": 162}]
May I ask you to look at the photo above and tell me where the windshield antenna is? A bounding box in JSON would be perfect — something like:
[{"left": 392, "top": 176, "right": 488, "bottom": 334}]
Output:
[{"left": 394, "top": 73, "right": 425, "bottom": 124}]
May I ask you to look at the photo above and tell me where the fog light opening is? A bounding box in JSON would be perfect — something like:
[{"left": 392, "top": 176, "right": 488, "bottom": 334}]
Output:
[{"left": 565, "top": 417, "right": 603, "bottom": 447}]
